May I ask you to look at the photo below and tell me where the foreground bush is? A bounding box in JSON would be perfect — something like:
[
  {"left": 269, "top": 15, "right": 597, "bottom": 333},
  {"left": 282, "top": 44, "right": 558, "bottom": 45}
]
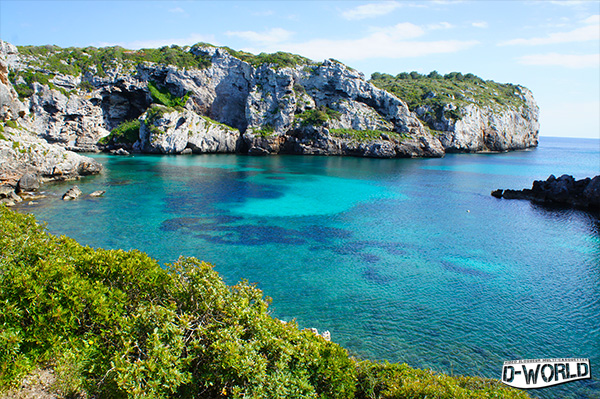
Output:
[{"left": 0, "top": 206, "right": 528, "bottom": 398}]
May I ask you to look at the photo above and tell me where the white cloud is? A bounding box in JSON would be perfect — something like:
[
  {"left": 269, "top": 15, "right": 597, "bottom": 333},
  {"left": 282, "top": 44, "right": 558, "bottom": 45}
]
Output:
[
  {"left": 226, "top": 28, "right": 293, "bottom": 45},
  {"left": 169, "top": 7, "right": 185, "bottom": 14},
  {"left": 517, "top": 53, "right": 600, "bottom": 68},
  {"left": 281, "top": 38, "right": 478, "bottom": 61},
  {"left": 370, "top": 23, "right": 425, "bottom": 40},
  {"left": 500, "top": 24, "right": 599, "bottom": 45},
  {"left": 238, "top": 21, "right": 477, "bottom": 61},
  {"left": 342, "top": 1, "right": 402, "bottom": 20},
  {"left": 472, "top": 21, "right": 488, "bottom": 28},
  {"left": 96, "top": 34, "right": 217, "bottom": 49},
  {"left": 583, "top": 14, "right": 600, "bottom": 24},
  {"left": 427, "top": 22, "right": 454, "bottom": 30}
]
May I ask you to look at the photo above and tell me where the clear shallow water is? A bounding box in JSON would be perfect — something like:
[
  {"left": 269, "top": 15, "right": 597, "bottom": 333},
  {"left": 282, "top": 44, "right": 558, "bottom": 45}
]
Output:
[{"left": 18, "top": 137, "right": 600, "bottom": 398}]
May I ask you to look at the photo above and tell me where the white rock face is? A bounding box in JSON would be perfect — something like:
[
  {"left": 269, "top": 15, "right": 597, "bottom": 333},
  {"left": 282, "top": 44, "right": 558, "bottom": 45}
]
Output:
[
  {"left": 135, "top": 106, "right": 240, "bottom": 154},
  {"left": 432, "top": 87, "right": 539, "bottom": 152},
  {"left": 28, "top": 83, "right": 110, "bottom": 151}
]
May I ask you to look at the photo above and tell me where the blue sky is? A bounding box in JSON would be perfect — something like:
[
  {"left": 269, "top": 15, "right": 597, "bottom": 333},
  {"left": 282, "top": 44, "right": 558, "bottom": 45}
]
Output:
[{"left": 1, "top": 0, "right": 599, "bottom": 139}]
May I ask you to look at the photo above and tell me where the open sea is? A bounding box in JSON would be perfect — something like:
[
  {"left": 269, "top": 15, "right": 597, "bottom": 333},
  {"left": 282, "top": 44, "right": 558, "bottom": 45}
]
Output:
[{"left": 16, "top": 136, "right": 600, "bottom": 398}]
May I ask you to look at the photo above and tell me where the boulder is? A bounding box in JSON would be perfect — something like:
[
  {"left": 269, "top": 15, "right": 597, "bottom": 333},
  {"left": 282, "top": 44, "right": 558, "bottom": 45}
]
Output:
[
  {"left": 0, "top": 185, "right": 14, "bottom": 198},
  {"left": 583, "top": 176, "right": 600, "bottom": 208},
  {"left": 491, "top": 189, "right": 503, "bottom": 199},
  {"left": 17, "top": 173, "right": 40, "bottom": 192},
  {"left": 62, "top": 186, "right": 82, "bottom": 200},
  {"left": 89, "top": 190, "right": 106, "bottom": 197},
  {"left": 114, "top": 148, "right": 130, "bottom": 156}
]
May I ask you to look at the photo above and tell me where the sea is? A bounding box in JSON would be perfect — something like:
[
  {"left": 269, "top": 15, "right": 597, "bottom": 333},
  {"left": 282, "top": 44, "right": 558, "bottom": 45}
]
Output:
[{"left": 16, "top": 136, "right": 600, "bottom": 398}]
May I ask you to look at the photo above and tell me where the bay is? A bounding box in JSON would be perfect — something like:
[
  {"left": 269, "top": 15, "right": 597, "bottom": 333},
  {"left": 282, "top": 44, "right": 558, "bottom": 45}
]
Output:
[{"left": 18, "top": 137, "right": 600, "bottom": 398}]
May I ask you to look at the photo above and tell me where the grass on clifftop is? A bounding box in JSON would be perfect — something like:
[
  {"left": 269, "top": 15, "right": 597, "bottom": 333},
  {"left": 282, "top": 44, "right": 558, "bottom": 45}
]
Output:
[
  {"left": 221, "top": 47, "right": 314, "bottom": 68},
  {"left": 16, "top": 44, "right": 211, "bottom": 78},
  {"left": 0, "top": 207, "right": 529, "bottom": 399},
  {"left": 14, "top": 43, "right": 311, "bottom": 78},
  {"left": 370, "top": 71, "right": 528, "bottom": 130}
]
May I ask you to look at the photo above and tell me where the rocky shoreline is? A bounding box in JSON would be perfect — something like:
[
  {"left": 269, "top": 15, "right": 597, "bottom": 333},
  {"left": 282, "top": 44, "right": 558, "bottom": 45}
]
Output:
[{"left": 492, "top": 174, "right": 600, "bottom": 211}]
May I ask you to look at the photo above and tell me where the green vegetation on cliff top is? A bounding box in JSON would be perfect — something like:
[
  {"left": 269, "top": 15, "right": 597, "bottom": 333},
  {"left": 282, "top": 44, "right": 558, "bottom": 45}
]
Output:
[
  {"left": 222, "top": 47, "right": 313, "bottom": 68},
  {"left": 370, "top": 71, "right": 527, "bottom": 115},
  {"left": 16, "top": 44, "right": 212, "bottom": 77},
  {"left": 14, "top": 43, "right": 313, "bottom": 77},
  {"left": 0, "top": 206, "right": 529, "bottom": 398}
]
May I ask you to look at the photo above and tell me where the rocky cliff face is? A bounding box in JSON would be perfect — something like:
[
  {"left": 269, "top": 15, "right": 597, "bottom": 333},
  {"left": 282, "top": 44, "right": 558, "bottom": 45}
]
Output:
[
  {"left": 0, "top": 42, "right": 102, "bottom": 188},
  {"left": 418, "top": 89, "right": 539, "bottom": 153},
  {"left": 1, "top": 40, "right": 539, "bottom": 161}
]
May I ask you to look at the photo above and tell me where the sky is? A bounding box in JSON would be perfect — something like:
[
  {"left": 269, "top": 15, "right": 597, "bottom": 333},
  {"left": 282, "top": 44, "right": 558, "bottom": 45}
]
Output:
[{"left": 0, "top": 0, "right": 599, "bottom": 139}]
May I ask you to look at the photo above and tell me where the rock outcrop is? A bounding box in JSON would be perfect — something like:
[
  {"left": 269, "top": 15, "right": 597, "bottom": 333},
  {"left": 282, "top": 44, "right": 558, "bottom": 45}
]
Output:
[
  {"left": 492, "top": 174, "right": 600, "bottom": 210},
  {"left": 432, "top": 89, "right": 539, "bottom": 153},
  {"left": 0, "top": 43, "right": 103, "bottom": 189},
  {"left": 134, "top": 105, "right": 242, "bottom": 154},
  {"left": 1, "top": 40, "right": 539, "bottom": 160}
]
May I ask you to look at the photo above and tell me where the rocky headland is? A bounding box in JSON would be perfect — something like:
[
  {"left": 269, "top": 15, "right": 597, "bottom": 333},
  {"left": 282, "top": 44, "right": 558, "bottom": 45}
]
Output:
[
  {"left": 1, "top": 39, "right": 540, "bottom": 196},
  {"left": 492, "top": 174, "right": 600, "bottom": 211}
]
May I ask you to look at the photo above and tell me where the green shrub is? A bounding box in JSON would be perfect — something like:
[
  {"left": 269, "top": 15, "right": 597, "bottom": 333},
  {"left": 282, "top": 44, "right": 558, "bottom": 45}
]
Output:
[
  {"left": 5, "top": 120, "right": 18, "bottom": 129},
  {"left": 253, "top": 124, "right": 275, "bottom": 137},
  {"left": 223, "top": 48, "right": 312, "bottom": 68},
  {"left": 355, "top": 361, "right": 529, "bottom": 399},
  {"left": 15, "top": 44, "right": 211, "bottom": 79},
  {"left": 147, "top": 81, "right": 189, "bottom": 109},
  {"left": 98, "top": 119, "right": 141, "bottom": 145},
  {"left": 296, "top": 107, "right": 341, "bottom": 127},
  {"left": 0, "top": 207, "right": 530, "bottom": 399},
  {"left": 14, "top": 84, "right": 34, "bottom": 99},
  {"left": 329, "top": 128, "right": 404, "bottom": 142},
  {"left": 145, "top": 104, "right": 176, "bottom": 124},
  {"left": 78, "top": 80, "right": 94, "bottom": 92}
]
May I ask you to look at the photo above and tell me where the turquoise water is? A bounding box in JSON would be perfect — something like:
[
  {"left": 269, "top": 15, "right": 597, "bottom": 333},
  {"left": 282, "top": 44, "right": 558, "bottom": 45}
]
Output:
[{"left": 18, "top": 137, "right": 600, "bottom": 398}]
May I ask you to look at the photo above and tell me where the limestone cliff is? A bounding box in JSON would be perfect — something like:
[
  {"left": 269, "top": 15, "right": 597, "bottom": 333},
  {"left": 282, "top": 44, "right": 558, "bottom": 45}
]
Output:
[
  {"left": 417, "top": 89, "right": 539, "bottom": 153},
  {"left": 1, "top": 40, "right": 539, "bottom": 161},
  {"left": 0, "top": 42, "right": 102, "bottom": 188}
]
